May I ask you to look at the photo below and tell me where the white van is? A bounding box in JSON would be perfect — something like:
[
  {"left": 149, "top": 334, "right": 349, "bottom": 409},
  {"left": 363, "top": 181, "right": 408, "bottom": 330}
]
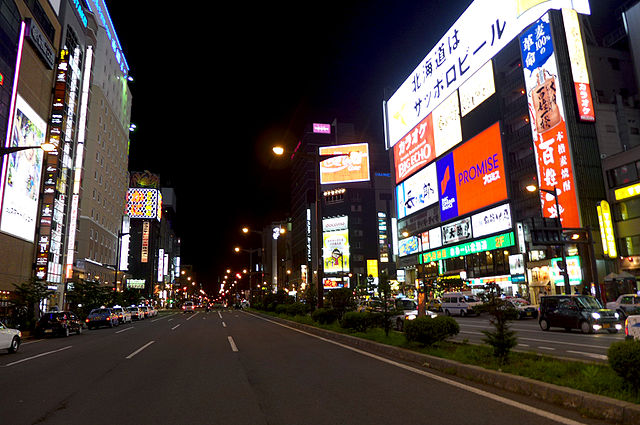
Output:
[
  {"left": 441, "top": 292, "right": 482, "bottom": 317},
  {"left": 625, "top": 315, "right": 640, "bottom": 340}
]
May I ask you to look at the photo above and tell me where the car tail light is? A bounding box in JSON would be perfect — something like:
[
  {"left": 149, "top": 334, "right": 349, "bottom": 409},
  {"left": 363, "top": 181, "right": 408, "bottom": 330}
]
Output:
[
  {"left": 86, "top": 319, "right": 89, "bottom": 323},
  {"left": 625, "top": 318, "right": 629, "bottom": 336}
]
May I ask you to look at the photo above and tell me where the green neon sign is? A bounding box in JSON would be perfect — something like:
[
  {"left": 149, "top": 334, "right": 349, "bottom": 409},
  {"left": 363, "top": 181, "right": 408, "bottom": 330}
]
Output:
[{"left": 420, "top": 232, "right": 515, "bottom": 263}]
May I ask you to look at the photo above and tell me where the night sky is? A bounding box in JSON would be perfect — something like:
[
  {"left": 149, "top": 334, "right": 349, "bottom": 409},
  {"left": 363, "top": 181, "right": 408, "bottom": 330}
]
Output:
[{"left": 101, "top": 0, "right": 473, "bottom": 290}]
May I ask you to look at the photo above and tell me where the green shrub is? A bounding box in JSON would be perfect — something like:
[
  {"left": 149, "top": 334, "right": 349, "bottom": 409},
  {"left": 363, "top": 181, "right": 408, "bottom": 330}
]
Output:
[
  {"left": 285, "top": 302, "right": 309, "bottom": 316},
  {"left": 312, "top": 308, "right": 340, "bottom": 325},
  {"left": 275, "top": 304, "right": 288, "bottom": 315},
  {"left": 341, "top": 311, "right": 383, "bottom": 332},
  {"left": 404, "top": 315, "right": 459, "bottom": 346},
  {"left": 608, "top": 339, "right": 640, "bottom": 390}
]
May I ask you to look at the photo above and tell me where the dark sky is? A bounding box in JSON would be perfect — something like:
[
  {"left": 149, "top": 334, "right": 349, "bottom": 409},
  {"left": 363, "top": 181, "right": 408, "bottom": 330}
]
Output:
[{"left": 101, "top": 0, "right": 472, "bottom": 288}]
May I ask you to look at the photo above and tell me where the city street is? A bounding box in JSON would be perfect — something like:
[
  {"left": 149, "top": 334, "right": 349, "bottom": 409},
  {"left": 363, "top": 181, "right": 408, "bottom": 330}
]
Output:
[
  {"left": 451, "top": 314, "right": 626, "bottom": 362},
  {"left": 0, "top": 310, "right": 612, "bottom": 425}
]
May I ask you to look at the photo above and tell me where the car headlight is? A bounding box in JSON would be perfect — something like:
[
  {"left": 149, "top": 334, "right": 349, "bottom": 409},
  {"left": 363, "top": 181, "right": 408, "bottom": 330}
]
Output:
[
  {"left": 405, "top": 314, "right": 416, "bottom": 320},
  {"left": 591, "top": 312, "right": 601, "bottom": 320},
  {"left": 614, "top": 312, "right": 620, "bottom": 319}
]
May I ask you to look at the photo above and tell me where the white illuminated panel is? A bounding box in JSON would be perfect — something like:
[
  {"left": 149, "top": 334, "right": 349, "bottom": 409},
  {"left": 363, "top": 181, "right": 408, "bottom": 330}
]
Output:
[
  {"left": 459, "top": 60, "right": 496, "bottom": 117},
  {"left": 432, "top": 92, "right": 462, "bottom": 157},
  {"left": 385, "top": 0, "right": 590, "bottom": 149}
]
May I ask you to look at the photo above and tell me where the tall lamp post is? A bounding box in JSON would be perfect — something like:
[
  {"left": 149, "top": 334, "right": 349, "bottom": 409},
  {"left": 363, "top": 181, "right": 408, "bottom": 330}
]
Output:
[
  {"left": 234, "top": 245, "right": 261, "bottom": 301},
  {"left": 272, "top": 146, "right": 347, "bottom": 308}
]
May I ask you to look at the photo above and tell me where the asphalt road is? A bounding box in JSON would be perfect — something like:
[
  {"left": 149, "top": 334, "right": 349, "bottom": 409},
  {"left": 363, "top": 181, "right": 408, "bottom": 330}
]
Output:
[
  {"left": 450, "top": 314, "right": 626, "bottom": 362},
  {"left": 0, "top": 310, "right": 613, "bottom": 425}
]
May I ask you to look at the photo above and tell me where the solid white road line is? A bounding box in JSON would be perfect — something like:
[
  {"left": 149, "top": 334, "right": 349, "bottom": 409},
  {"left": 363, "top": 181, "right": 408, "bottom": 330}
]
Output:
[
  {"left": 460, "top": 330, "right": 610, "bottom": 351},
  {"left": 252, "top": 314, "right": 588, "bottom": 425},
  {"left": 126, "top": 341, "right": 155, "bottom": 359},
  {"left": 4, "top": 345, "right": 72, "bottom": 367},
  {"left": 228, "top": 336, "right": 238, "bottom": 352},
  {"left": 171, "top": 324, "right": 181, "bottom": 330},
  {"left": 116, "top": 327, "right": 134, "bottom": 334},
  {"left": 538, "top": 346, "right": 556, "bottom": 350},
  {"left": 566, "top": 350, "right": 607, "bottom": 360}
]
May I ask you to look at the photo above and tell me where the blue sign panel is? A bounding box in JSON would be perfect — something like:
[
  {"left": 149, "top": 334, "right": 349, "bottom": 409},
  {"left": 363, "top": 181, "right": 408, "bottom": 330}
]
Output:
[{"left": 437, "top": 152, "right": 458, "bottom": 221}]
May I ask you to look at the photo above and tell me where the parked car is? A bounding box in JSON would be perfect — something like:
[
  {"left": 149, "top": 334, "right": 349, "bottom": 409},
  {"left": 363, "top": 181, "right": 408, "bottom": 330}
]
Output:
[
  {"left": 146, "top": 305, "right": 157, "bottom": 317},
  {"left": 138, "top": 306, "right": 149, "bottom": 318},
  {"left": 441, "top": 292, "right": 482, "bottom": 316},
  {"left": 391, "top": 298, "right": 438, "bottom": 331},
  {"left": 127, "top": 306, "right": 143, "bottom": 320},
  {"left": 0, "top": 320, "right": 21, "bottom": 353},
  {"left": 36, "top": 311, "right": 83, "bottom": 337},
  {"left": 86, "top": 308, "right": 119, "bottom": 329},
  {"left": 182, "top": 301, "right": 195, "bottom": 313},
  {"left": 625, "top": 315, "right": 640, "bottom": 340},
  {"left": 605, "top": 294, "right": 640, "bottom": 319},
  {"left": 112, "top": 306, "right": 132, "bottom": 324},
  {"left": 504, "top": 298, "right": 538, "bottom": 319},
  {"left": 538, "top": 295, "right": 622, "bottom": 334},
  {"left": 426, "top": 298, "right": 442, "bottom": 312}
]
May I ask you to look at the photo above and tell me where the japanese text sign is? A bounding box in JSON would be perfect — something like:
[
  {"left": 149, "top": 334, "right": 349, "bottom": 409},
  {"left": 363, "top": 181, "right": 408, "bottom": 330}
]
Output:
[
  {"left": 520, "top": 14, "right": 580, "bottom": 228},
  {"left": 385, "top": 0, "right": 590, "bottom": 149}
]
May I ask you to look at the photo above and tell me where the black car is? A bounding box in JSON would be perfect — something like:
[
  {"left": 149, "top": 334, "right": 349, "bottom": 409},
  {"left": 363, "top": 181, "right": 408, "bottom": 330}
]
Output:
[
  {"left": 36, "top": 311, "right": 83, "bottom": 337},
  {"left": 86, "top": 308, "right": 119, "bottom": 329},
  {"left": 538, "top": 295, "right": 622, "bottom": 334}
]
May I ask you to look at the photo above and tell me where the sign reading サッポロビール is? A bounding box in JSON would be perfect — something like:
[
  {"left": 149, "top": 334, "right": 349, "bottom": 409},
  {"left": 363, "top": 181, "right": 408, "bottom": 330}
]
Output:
[{"left": 384, "top": 0, "right": 590, "bottom": 150}]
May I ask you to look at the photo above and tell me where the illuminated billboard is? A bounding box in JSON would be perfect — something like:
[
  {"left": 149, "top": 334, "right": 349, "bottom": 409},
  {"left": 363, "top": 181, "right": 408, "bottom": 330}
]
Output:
[
  {"left": 319, "top": 143, "right": 370, "bottom": 184},
  {"left": 520, "top": 14, "right": 580, "bottom": 228},
  {"left": 384, "top": 0, "right": 590, "bottom": 149},
  {"left": 323, "top": 229, "right": 350, "bottom": 274},
  {"left": 562, "top": 8, "right": 595, "bottom": 122},
  {"left": 0, "top": 95, "right": 46, "bottom": 241},
  {"left": 396, "top": 162, "right": 438, "bottom": 219},
  {"left": 432, "top": 92, "right": 462, "bottom": 158},
  {"left": 459, "top": 60, "right": 496, "bottom": 117},
  {"left": 126, "top": 188, "right": 162, "bottom": 221},
  {"left": 393, "top": 114, "right": 435, "bottom": 184},
  {"left": 437, "top": 122, "right": 507, "bottom": 221}
]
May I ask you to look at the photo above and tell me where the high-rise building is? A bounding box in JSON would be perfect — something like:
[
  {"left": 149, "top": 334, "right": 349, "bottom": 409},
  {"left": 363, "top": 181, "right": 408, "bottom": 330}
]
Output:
[{"left": 384, "top": 1, "right": 613, "bottom": 304}]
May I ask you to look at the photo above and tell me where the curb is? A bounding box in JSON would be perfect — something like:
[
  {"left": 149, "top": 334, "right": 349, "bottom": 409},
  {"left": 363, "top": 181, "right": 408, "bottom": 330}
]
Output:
[{"left": 256, "top": 312, "right": 640, "bottom": 424}]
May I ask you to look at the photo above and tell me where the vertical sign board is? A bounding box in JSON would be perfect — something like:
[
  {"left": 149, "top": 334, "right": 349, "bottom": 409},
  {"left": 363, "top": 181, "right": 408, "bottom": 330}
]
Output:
[
  {"left": 562, "top": 8, "right": 595, "bottom": 122},
  {"left": 141, "top": 221, "right": 150, "bottom": 263},
  {"left": 520, "top": 14, "right": 580, "bottom": 228},
  {"left": 598, "top": 200, "right": 617, "bottom": 258},
  {"left": 393, "top": 114, "right": 436, "bottom": 184}
]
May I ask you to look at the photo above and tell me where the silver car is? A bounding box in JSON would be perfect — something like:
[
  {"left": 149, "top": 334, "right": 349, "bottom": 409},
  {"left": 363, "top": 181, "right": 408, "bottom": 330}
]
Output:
[{"left": 0, "top": 320, "right": 21, "bottom": 353}]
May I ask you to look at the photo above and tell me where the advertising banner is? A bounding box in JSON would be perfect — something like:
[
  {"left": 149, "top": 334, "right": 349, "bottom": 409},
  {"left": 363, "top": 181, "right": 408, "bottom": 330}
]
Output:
[
  {"left": 127, "top": 188, "right": 162, "bottom": 220},
  {"left": 323, "top": 229, "right": 350, "bottom": 274},
  {"left": 437, "top": 122, "right": 507, "bottom": 222},
  {"left": 399, "top": 236, "right": 420, "bottom": 257},
  {"left": 319, "top": 143, "right": 370, "bottom": 184},
  {"left": 433, "top": 92, "right": 463, "bottom": 157},
  {"left": 459, "top": 60, "right": 496, "bottom": 117},
  {"left": 471, "top": 203, "right": 512, "bottom": 238},
  {"left": 420, "top": 231, "right": 515, "bottom": 263},
  {"left": 442, "top": 217, "right": 472, "bottom": 245},
  {"left": 0, "top": 95, "right": 46, "bottom": 242},
  {"left": 396, "top": 162, "right": 438, "bottom": 219},
  {"left": 562, "top": 8, "right": 595, "bottom": 122},
  {"left": 520, "top": 14, "right": 580, "bottom": 228},
  {"left": 385, "top": 0, "right": 590, "bottom": 149},
  {"left": 393, "top": 113, "right": 435, "bottom": 184}
]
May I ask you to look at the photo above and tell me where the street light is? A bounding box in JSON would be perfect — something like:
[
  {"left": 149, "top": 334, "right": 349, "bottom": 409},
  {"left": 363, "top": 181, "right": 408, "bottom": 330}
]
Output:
[
  {"left": 0, "top": 143, "right": 56, "bottom": 156},
  {"left": 273, "top": 145, "right": 348, "bottom": 308}
]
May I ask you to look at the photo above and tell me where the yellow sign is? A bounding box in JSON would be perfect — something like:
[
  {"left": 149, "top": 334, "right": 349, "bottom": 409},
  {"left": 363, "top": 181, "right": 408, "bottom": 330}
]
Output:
[
  {"left": 599, "top": 201, "right": 617, "bottom": 259},
  {"left": 366, "top": 260, "right": 378, "bottom": 279},
  {"left": 516, "top": 0, "right": 548, "bottom": 17},
  {"left": 596, "top": 205, "right": 608, "bottom": 256},
  {"left": 614, "top": 182, "right": 640, "bottom": 201}
]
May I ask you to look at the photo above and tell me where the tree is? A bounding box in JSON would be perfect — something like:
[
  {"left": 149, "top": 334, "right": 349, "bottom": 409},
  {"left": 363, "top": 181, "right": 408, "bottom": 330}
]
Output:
[
  {"left": 326, "top": 287, "right": 354, "bottom": 319},
  {"left": 66, "top": 279, "right": 112, "bottom": 320},
  {"left": 378, "top": 276, "right": 395, "bottom": 337},
  {"left": 12, "top": 278, "right": 54, "bottom": 330},
  {"left": 481, "top": 283, "right": 518, "bottom": 364}
]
